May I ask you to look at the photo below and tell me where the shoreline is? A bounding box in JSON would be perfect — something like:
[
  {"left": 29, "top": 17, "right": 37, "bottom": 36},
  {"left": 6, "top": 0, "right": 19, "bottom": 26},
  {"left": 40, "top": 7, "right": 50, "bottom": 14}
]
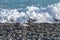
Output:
[{"left": 0, "top": 23, "right": 60, "bottom": 40}]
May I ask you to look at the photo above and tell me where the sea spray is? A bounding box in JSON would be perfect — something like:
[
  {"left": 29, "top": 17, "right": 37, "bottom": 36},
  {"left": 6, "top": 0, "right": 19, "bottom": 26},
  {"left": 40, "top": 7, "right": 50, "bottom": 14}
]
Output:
[{"left": 0, "top": 3, "right": 60, "bottom": 23}]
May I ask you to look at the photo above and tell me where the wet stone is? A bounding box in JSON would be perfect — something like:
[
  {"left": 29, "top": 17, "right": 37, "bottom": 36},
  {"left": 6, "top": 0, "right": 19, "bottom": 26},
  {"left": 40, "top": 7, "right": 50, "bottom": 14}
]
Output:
[{"left": 0, "top": 23, "right": 60, "bottom": 40}]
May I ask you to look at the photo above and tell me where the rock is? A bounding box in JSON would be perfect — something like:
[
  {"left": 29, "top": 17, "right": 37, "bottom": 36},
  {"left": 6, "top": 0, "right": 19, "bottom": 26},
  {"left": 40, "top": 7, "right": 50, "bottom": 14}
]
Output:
[{"left": 0, "top": 23, "right": 59, "bottom": 40}]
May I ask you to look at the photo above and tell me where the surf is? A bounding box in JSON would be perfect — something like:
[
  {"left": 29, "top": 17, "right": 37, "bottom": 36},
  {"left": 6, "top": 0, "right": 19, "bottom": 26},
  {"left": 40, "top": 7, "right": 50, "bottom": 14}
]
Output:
[{"left": 0, "top": 3, "right": 60, "bottom": 23}]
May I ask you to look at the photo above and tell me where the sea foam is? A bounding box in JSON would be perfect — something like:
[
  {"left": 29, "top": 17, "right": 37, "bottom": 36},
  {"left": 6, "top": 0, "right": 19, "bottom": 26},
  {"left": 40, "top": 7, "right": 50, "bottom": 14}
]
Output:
[{"left": 0, "top": 3, "right": 60, "bottom": 23}]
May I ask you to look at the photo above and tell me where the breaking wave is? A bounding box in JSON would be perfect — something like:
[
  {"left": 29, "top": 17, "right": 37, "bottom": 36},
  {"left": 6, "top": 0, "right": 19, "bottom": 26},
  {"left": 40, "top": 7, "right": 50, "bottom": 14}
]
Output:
[{"left": 0, "top": 3, "right": 60, "bottom": 23}]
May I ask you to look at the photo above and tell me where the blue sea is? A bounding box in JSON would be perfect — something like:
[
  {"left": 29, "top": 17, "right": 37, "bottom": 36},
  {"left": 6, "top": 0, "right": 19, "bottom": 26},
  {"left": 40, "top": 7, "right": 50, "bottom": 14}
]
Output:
[
  {"left": 0, "top": 0, "right": 60, "bottom": 8},
  {"left": 0, "top": 0, "right": 60, "bottom": 23}
]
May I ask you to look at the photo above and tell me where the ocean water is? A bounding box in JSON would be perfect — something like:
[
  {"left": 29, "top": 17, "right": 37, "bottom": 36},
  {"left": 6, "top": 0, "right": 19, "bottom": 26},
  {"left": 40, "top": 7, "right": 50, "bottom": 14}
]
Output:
[
  {"left": 0, "top": 0, "right": 60, "bottom": 23},
  {"left": 0, "top": 0, "right": 60, "bottom": 8}
]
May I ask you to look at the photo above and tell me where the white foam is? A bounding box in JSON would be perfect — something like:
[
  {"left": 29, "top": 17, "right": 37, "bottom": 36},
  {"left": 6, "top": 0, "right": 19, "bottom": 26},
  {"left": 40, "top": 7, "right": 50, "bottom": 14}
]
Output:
[{"left": 0, "top": 3, "right": 60, "bottom": 23}]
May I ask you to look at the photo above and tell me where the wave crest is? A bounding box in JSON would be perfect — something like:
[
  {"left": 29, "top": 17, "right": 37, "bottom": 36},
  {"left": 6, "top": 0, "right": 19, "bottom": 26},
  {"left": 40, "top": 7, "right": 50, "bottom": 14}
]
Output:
[{"left": 0, "top": 3, "right": 60, "bottom": 23}]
